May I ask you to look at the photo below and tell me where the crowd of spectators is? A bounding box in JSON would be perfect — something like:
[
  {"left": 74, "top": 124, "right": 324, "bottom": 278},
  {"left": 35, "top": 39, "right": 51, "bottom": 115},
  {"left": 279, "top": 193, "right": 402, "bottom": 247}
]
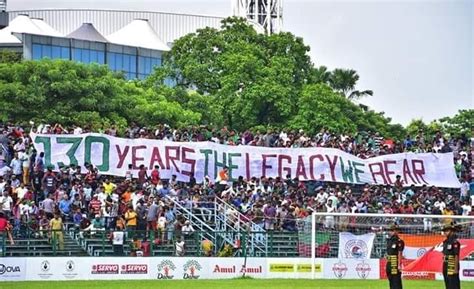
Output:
[{"left": 0, "top": 122, "right": 472, "bottom": 248}]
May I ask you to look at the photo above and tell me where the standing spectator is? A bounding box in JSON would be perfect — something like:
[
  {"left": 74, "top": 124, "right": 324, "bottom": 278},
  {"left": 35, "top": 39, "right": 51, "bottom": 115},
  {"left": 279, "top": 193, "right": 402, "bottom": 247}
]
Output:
[
  {"left": 175, "top": 236, "right": 185, "bottom": 256},
  {"left": 42, "top": 167, "right": 57, "bottom": 200},
  {"left": 35, "top": 152, "right": 45, "bottom": 172},
  {"left": 150, "top": 165, "right": 160, "bottom": 186},
  {"left": 125, "top": 206, "right": 138, "bottom": 236},
  {"left": 0, "top": 211, "right": 14, "bottom": 245},
  {"left": 165, "top": 207, "right": 176, "bottom": 242},
  {"left": 88, "top": 195, "right": 101, "bottom": 216},
  {"left": 460, "top": 178, "right": 470, "bottom": 201},
  {"left": 147, "top": 198, "right": 159, "bottom": 233},
  {"left": 58, "top": 194, "right": 71, "bottom": 220},
  {"left": 137, "top": 165, "right": 148, "bottom": 188},
  {"left": 0, "top": 191, "right": 13, "bottom": 218},
  {"left": 50, "top": 212, "right": 64, "bottom": 250},
  {"left": 264, "top": 201, "right": 276, "bottom": 230},
  {"left": 216, "top": 166, "right": 229, "bottom": 193},
  {"left": 10, "top": 153, "right": 22, "bottom": 180},
  {"left": 111, "top": 226, "right": 125, "bottom": 256}
]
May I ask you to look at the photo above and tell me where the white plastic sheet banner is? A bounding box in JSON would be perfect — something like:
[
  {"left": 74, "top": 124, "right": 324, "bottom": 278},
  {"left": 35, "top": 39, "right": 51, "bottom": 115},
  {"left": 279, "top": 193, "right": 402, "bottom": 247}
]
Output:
[
  {"left": 338, "top": 232, "right": 376, "bottom": 259},
  {"left": 323, "top": 258, "right": 380, "bottom": 280},
  {"left": 0, "top": 258, "right": 26, "bottom": 281},
  {"left": 30, "top": 133, "right": 461, "bottom": 187}
]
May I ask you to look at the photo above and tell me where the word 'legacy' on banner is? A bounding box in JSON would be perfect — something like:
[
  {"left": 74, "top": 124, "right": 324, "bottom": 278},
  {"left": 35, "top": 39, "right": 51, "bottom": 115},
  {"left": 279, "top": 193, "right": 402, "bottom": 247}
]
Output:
[{"left": 30, "top": 133, "right": 461, "bottom": 187}]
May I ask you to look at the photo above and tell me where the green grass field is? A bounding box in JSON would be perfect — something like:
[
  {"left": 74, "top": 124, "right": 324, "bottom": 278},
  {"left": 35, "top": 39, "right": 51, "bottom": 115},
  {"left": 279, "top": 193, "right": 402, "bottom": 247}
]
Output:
[{"left": 2, "top": 279, "right": 474, "bottom": 289}]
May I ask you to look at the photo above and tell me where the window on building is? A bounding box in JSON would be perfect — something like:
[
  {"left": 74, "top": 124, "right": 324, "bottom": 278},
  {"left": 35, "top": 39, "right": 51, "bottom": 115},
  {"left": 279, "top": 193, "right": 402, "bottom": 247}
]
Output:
[
  {"left": 73, "top": 48, "right": 104, "bottom": 64},
  {"left": 32, "top": 43, "right": 70, "bottom": 60}
]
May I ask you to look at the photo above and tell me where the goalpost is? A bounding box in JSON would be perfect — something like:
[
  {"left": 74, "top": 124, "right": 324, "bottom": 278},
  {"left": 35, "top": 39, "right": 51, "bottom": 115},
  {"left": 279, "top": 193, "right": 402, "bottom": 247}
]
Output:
[{"left": 299, "top": 212, "right": 474, "bottom": 279}]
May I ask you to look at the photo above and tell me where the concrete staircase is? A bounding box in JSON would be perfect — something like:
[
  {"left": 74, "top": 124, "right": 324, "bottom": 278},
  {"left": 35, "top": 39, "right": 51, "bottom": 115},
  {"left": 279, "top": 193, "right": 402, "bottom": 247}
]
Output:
[{"left": 4, "top": 232, "right": 87, "bottom": 257}]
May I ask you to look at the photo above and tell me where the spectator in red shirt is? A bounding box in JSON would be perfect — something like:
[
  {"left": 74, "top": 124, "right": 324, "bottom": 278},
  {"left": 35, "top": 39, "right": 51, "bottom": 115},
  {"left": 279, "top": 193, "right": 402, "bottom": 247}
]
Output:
[
  {"left": 137, "top": 165, "right": 148, "bottom": 188},
  {"left": 0, "top": 211, "right": 14, "bottom": 245},
  {"left": 150, "top": 165, "right": 160, "bottom": 186},
  {"left": 89, "top": 195, "right": 101, "bottom": 216}
]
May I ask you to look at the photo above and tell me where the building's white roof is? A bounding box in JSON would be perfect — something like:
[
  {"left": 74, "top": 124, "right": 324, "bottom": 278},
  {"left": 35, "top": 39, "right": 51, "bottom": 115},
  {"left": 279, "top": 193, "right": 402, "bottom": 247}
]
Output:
[
  {"left": 67, "top": 23, "right": 108, "bottom": 42},
  {"left": 0, "top": 15, "right": 63, "bottom": 42},
  {"left": 0, "top": 30, "right": 21, "bottom": 45},
  {"left": 106, "top": 19, "right": 170, "bottom": 51},
  {"left": 30, "top": 18, "right": 63, "bottom": 37}
]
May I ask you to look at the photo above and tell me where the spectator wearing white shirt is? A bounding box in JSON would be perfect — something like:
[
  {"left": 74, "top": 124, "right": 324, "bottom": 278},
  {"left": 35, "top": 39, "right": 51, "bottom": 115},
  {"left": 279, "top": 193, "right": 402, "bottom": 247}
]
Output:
[
  {"left": 19, "top": 150, "right": 30, "bottom": 185},
  {"left": 460, "top": 178, "right": 470, "bottom": 201},
  {"left": 434, "top": 199, "right": 446, "bottom": 212},
  {"left": 315, "top": 188, "right": 328, "bottom": 205},
  {"left": 0, "top": 191, "right": 13, "bottom": 217},
  {"left": 0, "top": 163, "right": 11, "bottom": 178},
  {"left": 461, "top": 201, "right": 472, "bottom": 216},
  {"left": 9, "top": 153, "right": 22, "bottom": 179},
  {"left": 181, "top": 220, "right": 195, "bottom": 236},
  {"left": 324, "top": 199, "right": 336, "bottom": 229},
  {"left": 15, "top": 183, "right": 28, "bottom": 200},
  {"left": 13, "top": 138, "right": 25, "bottom": 153}
]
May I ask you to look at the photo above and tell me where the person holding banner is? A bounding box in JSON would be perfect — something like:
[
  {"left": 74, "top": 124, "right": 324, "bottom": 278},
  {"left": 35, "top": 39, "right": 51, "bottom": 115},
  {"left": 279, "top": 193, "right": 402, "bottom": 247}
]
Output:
[
  {"left": 386, "top": 224, "right": 404, "bottom": 289},
  {"left": 442, "top": 223, "right": 461, "bottom": 289}
]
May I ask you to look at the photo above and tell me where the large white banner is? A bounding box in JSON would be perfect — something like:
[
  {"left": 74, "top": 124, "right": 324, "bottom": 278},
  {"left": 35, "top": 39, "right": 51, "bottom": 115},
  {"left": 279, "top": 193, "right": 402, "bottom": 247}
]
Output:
[
  {"left": 338, "top": 232, "right": 376, "bottom": 259},
  {"left": 30, "top": 133, "right": 461, "bottom": 187},
  {"left": 8, "top": 257, "right": 474, "bottom": 281}
]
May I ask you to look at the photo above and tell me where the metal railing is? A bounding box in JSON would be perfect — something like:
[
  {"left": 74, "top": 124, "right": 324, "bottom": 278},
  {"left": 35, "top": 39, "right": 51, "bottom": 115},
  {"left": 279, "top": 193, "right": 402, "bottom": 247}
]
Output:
[
  {"left": 2, "top": 227, "right": 300, "bottom": 257},
  {"left": 214, "top": 196, "right": 268, "bottom": 256}
]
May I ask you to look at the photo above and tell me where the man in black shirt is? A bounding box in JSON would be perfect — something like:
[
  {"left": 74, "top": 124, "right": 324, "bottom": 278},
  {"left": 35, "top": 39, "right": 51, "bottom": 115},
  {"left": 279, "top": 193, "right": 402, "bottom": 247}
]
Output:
[
  {"left": 442, "top": 223, "right": 461, "bottom": 289},
  {"left": 386, "top": 223, "right": 404, "bottom": 289}
]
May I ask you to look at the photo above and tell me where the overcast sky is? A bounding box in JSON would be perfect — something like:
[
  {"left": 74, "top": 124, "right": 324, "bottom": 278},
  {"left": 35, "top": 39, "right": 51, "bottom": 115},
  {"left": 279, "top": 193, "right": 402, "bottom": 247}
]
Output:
[{"left": 8, "top": 0, "right": 473, "bottom": 126}]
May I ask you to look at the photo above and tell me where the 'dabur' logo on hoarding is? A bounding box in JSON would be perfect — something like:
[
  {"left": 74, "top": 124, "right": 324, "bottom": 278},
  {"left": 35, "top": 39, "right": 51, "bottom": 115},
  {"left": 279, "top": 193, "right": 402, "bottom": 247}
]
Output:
[
  {"left": 157, "top": 260, "right": 176, "bottom": 279},
  {"left": 183, "top": 260, "right": 202, "bottom": 279},
  {"left": 332, "top": 261, "right": 348, "bottom": 279},
  {"left": 356, "top": 261, "right": 371, "bottom": 279}
]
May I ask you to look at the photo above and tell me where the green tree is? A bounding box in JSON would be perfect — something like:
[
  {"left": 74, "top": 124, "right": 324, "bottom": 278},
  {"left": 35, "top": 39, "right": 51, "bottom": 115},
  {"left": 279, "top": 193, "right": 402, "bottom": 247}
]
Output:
[
  {"left": 309, "top": 66, "right": 331, "bottom": 84},
  {"left": 161, "top": 17, "right": 313, "bottom": 130},
  {"left": 290, "top": 84, "right": 359, "bottom": 134},
  {"left": 0, "top": 50, "right": 22, "bottom": 64},
  {"left": 439, "top": 109, "right": 473, "bottom": 138},
  {"left": 406, "top": 119, "right": 428, "bottom": 138},
  {"left": 329, "top": 68, "right": 373, "bottom": 99},
  {"left": 0, "top": 59, "right": 202, "bottom": 130}
]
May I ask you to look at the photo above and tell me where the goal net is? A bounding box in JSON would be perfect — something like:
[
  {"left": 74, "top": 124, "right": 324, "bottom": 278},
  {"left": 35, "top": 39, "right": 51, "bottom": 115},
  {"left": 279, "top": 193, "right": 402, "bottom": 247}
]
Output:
[{"left": 297, "top": 212, "right": 474, "bottom": 278}]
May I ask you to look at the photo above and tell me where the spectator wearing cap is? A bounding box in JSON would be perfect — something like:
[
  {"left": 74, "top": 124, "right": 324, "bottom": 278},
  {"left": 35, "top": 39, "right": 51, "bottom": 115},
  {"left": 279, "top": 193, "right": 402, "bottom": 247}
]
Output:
[
  {"left": 81, "top": 214, "right": 104, "bottom": 238},
  {"left": 181, "top": 220, "right": 194, "bottom": 236}
]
